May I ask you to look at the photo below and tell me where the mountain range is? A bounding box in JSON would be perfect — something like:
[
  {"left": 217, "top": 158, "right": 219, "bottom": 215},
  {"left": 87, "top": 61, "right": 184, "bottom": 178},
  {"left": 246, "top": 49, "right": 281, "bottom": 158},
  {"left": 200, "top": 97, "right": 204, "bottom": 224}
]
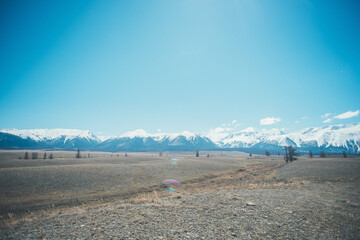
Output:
[{"left": 1, "top": 123, "right": 360, "bottom": 154}]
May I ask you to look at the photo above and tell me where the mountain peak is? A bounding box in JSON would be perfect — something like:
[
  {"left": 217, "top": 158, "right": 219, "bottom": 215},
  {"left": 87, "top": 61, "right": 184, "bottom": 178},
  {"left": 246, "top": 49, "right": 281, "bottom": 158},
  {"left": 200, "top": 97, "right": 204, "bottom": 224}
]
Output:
[{"left": 1, "top": 123, "right": 359, "bottom": 153}]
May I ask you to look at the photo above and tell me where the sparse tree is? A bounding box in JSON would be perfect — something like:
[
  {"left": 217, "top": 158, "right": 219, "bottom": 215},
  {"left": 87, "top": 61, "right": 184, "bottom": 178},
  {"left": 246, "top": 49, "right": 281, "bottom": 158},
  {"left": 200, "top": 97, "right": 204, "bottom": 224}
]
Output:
[
  {"left": 343, "top": 151, "right": 347, "bottom": 158},
  {"left": 159, "top": 152, "right": 163, "bottom": 157},
  {"left": 196, "top": 151, "right": 199, "bottom": 157},
  {"left": 320, "top": 151, "right": 325, "bottom": 158},
  {"left": 207, "top": 154, "right": 209, "bottom": 157},
  {"left": 88, "top": 153, "right": 91, "bottom": 158},
  {"left": 24, "top": 152, "right": 29, "bottom": 159},
  {"left": 43, "top": 152, "right": 47, "bottom": 159},
  {"left": 265, "top": 150, "right": 270, "bottom": 156},
  {"left": 76, "top": 148, "right": 81, "bottom": 158},
  {"left": 284, "top": 146, "right": 298, "bottom": 163},
  {"left": 309, "top": 150, "right": 313, "bottom": 158},
  {"left": 125, "top": 153, "right": 128, "bottom": 157},
  {"left": 249, "top": 153, "right": 252, "bottom": 157},
  {"left": 49, "top": 153, "right": 54, "bottom": 159},
  {"left": 278, "top": 152, "right": 280, "bottom": 156},
  {"left": 31, "top": 152, "right": 38, "bottom": 159}
]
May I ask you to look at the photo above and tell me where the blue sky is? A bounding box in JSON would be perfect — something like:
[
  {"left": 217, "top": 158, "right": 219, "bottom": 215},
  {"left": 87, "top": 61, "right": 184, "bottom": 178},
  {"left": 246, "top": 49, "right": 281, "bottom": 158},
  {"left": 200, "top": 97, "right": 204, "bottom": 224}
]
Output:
[{"left": 0, "top": 0, "right": 359, "bottom": 136}]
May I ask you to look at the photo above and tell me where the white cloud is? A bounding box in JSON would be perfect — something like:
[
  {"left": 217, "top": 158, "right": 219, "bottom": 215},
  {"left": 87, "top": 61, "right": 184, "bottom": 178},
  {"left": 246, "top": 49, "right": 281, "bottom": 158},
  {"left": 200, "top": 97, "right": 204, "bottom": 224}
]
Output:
[
  {"left": 302, "top": 116, "right": 308, "bottom": 120},
  {"left": 334, "top": 110, "right": 359, "bottom": 119},
  {"left": 157, "top": 129, "right": 162, "bottom": 132},
  {"left": 205, "top": 120, "right": 242, "bottom": 142},
  {"left": 294, "top": 121, "right": 300, "bottom": 124},
  {"left": 323, "top": 118, "right": 332, "bottom": 123},
  {"left": 214, "top": 127, "right": 225, "bottom": 133},
  {"left": 260, "top": 117, "right": 281, "bottom": 125},
  {"left": 241, "top": 127, "right": 256, "bottom": 132},
  {"left": 206, "top": 128, "right": 229, "bottom": 142},
  {"left": 321, "top": 113, "right": 332, "bottom": 118}
]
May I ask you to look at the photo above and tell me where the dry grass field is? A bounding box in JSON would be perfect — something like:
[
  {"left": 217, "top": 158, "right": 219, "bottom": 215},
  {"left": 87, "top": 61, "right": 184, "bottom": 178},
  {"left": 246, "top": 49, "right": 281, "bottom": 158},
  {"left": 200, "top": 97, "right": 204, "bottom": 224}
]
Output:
[
  {"left": 0, "top": 150, "right": 359, "bottom": 239},
  {"left": 0, "top": 150, "right": 270, "bottom": 218}
]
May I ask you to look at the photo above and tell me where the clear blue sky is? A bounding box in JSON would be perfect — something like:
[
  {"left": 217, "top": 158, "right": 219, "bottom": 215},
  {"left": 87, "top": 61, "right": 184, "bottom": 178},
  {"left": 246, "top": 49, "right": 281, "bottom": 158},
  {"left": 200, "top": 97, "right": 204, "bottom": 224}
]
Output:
[{"left": 1, "top": 0, "right": 359, "bottom": 136}]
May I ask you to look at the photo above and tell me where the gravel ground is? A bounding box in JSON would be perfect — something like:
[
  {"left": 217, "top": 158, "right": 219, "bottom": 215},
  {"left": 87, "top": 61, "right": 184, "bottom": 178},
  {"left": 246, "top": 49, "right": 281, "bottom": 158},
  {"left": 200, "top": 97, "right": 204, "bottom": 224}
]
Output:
[{"left": 1, "top": 158, "right": 359, "bottom": 239}]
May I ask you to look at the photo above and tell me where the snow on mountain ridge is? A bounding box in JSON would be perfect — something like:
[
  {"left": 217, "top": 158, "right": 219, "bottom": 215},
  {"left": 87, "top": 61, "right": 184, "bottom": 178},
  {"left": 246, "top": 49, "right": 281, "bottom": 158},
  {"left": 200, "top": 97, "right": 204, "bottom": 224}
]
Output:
[
  {"left": 222, "top": 123, "right": 360, "bottom": 151},
  {"left": 0, "top": 129, "right": 99, "bottom": 142},
  {"left": 1, "top": 123, "right": 359, "bottom": 152},
  {"left": 119, "top": 129, "right": 200, "bottom": 141}
]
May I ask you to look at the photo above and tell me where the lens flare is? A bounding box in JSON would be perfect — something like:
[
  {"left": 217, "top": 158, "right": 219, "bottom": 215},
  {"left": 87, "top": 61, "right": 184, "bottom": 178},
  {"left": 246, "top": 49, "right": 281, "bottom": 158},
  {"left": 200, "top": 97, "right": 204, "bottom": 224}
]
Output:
[
  {"left": 171, "top": 162, "right": 177, "bottom": 166},
  {"left": 163, "top": 179, "right": 181, "bottom": 187},
  {"left": 172, "top": 158, "right": 179, "bottom": 161},
  {"left": 167, "top": 187, "right": 175, "bottom": 192}
]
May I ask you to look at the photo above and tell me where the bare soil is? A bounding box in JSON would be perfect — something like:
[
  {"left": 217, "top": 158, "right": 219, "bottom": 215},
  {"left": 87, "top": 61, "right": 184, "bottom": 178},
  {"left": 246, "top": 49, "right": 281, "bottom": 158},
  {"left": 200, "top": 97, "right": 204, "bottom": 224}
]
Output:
[{"left": 0, "top": 151, "right": 359, "bottom": 239}]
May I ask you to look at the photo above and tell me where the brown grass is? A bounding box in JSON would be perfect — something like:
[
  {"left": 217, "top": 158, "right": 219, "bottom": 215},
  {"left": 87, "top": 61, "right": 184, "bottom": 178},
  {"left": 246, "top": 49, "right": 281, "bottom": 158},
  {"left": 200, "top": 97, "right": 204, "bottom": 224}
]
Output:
[{"left": 0, "top": 151, "right": 304, "bottom": 227}]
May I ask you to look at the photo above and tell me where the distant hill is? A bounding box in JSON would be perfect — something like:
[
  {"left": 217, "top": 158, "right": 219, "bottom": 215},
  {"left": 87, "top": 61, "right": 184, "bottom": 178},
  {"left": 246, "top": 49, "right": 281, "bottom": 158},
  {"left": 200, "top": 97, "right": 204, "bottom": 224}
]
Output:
[{"left": 1, "top": 123, "right": 359, "bottom": 153}]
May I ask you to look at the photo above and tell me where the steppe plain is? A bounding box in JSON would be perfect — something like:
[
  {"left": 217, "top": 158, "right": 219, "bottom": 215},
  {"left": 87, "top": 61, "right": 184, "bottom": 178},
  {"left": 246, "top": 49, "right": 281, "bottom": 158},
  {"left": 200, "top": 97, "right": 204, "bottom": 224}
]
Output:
[{"left": 0, "top": 150, "right": 359, "bottom": 239}]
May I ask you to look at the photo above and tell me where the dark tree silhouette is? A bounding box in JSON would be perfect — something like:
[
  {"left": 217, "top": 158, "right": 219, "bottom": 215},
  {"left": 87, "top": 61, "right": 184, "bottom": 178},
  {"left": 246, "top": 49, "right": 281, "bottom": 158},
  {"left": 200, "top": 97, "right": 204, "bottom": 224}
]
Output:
[
  {"left": 43, "top": 152, "right": 47, "bottom": 159},
  {"left": 76, "top": 148, "right": 81, "bottom": 158},
  {"left": 343, "top": 151, "right": 347, "bottom": 158},
  {"left": 196, "top": 151, "right": 199, "bottom": 157},
  {"left": 249, "top": 153, "right": 252, "bottom": 157},
  {"left": 284, "top": 146, "right": 298, "bottom": 163},
  {"left": 125, "top": 153, "right": 128, "bottom": 157},
  {"left": 207, "top": 154, "right": 209, "bottom": 157},
  {"left": 320, "top": 151, "right": 325, "bottom": 158},
  {"left": 32, "top": 152, "right": 38, "bottom": 159},
  {"left": 309, "top": 150, "right": 313, "bottom": 158},
  {"left": 265, "top": 150, "right": 270, "bottom": 156},
  {"left": 49, "top": 153, "right": 54, "bottom": 159},
  {"left": 24, "top": 152, "right": 29, "bottom": 160}
]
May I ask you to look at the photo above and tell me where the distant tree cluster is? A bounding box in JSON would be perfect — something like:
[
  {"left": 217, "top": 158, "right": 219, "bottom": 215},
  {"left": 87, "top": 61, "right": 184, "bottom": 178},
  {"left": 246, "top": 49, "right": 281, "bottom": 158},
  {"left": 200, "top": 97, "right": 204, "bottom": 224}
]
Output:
[
  {"left": 320, "top": 151, "right": 325, "bottom": 158},
  {"left": 265, "top": 150, "right": 270, "bottom": 156},
  {"left": 196, "top": 151, "right": 199, "bottom": 157},
  {"left": 309, "top": 150, "right": 313, "bottom": 158},
  {"left": 343, "top": 151, "right": 347, "bottom": 158},
  {"left": 284, "top": 146, "right": 298, "bottom": 163},
  {"left": 23, "top": 151, "right": 55, "bottom": 160},
  {"left": 76, "top": 148, "right": 81, "bottom": 158},
  {"left": 31, "top": 152, "right": 38, "bottom": 159}
]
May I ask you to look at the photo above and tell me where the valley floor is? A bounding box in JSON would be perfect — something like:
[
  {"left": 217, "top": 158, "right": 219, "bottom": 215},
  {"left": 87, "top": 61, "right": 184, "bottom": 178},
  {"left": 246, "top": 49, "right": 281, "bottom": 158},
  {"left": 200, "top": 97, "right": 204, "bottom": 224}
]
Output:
[{"left": 0, "top": 153, "right": 359, "bottom": 239}]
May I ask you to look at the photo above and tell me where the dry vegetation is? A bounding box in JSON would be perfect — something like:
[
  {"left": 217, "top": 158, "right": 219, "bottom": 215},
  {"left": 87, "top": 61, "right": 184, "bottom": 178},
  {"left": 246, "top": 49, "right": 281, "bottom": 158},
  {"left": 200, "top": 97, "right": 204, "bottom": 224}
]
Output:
[
  {"left": 0, "top": 150, "right": 276, "bottom": 220},
  {"left": 1, "top": 150, "right": 359, "bottom": 239}
]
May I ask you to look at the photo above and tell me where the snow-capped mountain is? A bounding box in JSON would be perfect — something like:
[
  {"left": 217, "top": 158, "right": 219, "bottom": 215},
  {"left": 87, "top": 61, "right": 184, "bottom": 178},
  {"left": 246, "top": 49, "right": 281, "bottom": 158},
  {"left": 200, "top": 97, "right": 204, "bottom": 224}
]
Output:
[
  {"left": 221, "top": 123, "right": 360, "bottom": 153},
  {"left": 0, "top": 128, "right": 99, "bottom": 142},
  {"left": 220, "top": 127, "right": 285, "bottom": 148},
  {"left": 0, "top": 123, "right": 359, "bottom": 153},
  {"left": 0, "top": 129, "right": 100, "bottom": 149},
  {"left": 98, "top": 130, "right": 216, "bottom": 151}
]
